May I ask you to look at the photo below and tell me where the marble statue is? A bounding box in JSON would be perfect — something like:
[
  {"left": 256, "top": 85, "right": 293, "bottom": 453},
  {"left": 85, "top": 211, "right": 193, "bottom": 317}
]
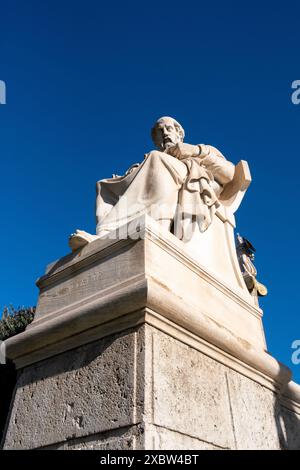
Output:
[
  {"left": 6, "top": 118, "right": 300, "bottom": 453},
  {"left": 69, "top": 116, "right": 237, "bottom": 251}
]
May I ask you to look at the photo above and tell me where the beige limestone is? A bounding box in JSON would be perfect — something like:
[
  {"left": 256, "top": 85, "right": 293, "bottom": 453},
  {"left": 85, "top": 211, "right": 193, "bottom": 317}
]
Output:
[{"left": 3, "top": 324, "right": 300, "bottom": 450}]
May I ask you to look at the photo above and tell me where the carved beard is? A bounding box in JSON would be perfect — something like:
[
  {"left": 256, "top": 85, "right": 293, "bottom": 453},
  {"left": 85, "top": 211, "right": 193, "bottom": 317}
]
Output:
[
  {"left": 163, "top": 141, "right": 176, "bottom": 152},
  {"left": 162, "top": 135, "right": 180, "bottom": 152}
]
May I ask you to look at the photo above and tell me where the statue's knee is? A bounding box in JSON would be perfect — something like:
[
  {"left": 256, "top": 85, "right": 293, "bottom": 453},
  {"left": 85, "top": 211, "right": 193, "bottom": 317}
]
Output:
[
  {"left": 146, "top": 150, "right": 165, "bottom": 160},
  {"left": 146, "top": 150, "right": 174, "bottom": 167}
]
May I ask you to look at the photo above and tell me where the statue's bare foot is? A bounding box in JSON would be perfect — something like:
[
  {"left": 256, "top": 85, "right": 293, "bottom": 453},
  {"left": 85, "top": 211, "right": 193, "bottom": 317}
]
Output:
[{"left": 68, "top": 229, "right": 99, "bottom": 252}]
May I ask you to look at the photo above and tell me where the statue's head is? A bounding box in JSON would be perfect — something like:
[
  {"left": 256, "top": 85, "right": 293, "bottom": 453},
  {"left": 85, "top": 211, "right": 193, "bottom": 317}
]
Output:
[{"left": 151, "top": 116, "right": 185, "bottom": 151}]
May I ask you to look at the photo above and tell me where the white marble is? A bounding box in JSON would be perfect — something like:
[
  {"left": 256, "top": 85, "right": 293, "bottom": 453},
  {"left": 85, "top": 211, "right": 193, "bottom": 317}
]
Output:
[{"left": 69, "top": 117, "right": 249, "bottom": 257}]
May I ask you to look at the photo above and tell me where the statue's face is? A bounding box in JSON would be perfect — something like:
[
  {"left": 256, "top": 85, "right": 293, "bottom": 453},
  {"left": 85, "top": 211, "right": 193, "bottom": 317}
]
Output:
[{"left": 153, "top": 117, "right": 182, "bottom": 150}]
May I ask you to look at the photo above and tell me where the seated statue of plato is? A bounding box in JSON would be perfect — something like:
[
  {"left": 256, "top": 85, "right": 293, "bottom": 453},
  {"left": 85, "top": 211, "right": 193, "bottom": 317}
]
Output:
[{"left": 69, "top": 116, "right": 244, "bottom": 252}]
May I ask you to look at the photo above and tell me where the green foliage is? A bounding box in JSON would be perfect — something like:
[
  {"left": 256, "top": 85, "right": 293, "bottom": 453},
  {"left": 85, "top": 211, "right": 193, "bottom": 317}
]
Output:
[{"left": 0, "top": 305, "right": 35, "bottom": 341}]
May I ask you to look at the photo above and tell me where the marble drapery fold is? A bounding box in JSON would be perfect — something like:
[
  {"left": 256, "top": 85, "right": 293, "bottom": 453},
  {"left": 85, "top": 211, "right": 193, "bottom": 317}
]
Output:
[{"left": 95, "top": 145, "right": 234, "bottom": 239}]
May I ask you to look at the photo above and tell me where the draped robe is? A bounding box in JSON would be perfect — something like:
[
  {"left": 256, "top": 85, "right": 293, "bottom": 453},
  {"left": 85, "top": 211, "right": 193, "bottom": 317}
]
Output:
[{"left": 96, "top": 145, "right": 235, "bottom": 239}]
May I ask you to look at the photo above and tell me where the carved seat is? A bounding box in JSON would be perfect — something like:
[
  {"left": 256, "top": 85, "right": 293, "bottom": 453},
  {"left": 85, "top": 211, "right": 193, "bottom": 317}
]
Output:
[{"left": 220, "top": 160, "right": 252, "bottom": 213}]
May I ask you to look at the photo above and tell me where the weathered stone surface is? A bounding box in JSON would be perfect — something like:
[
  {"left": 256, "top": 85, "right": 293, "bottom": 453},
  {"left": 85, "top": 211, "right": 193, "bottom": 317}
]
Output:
[
  {"left": 3, "top": 322, "right": 300, "bottom": 450},
  {"left": 3, "top": 329, "right": 140, "bottom": 449},
  {"left": 226, "top": 369, "right": 281, "bottom": 449},
  {"left": 151, "top": 330, "right": 235, "bottom": 449},
  {"left": 146, "top": 425, "right": 226, "bottom": 450},
  {"left": 278, "top": 406, "right": 300, "bottom": 450},
  {"left": 44, "top": 425, "right": 145, "bottom": 450},
  {"left": 35, "top": 240, "right": 145, "bottom": 320}
]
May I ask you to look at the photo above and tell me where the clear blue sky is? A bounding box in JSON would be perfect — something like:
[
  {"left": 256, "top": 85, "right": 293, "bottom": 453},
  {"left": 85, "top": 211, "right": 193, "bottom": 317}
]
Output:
[{"left": 1, "top": 1, "right": 299, "bottom": 383}]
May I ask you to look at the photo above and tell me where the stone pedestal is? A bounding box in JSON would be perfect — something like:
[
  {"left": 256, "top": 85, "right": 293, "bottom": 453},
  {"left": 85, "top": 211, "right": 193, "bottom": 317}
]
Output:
[{"left": 2, "top": 216, "right": 300, "bottom": 449}]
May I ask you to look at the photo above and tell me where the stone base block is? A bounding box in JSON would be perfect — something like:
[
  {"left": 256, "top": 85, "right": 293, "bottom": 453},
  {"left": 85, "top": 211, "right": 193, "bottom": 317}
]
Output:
[
  {"left": 2, "top": 324, "right": 300, "bottom": 450},
  {"left": 2, "top": 217, "right": 300, "bottom": 449}
]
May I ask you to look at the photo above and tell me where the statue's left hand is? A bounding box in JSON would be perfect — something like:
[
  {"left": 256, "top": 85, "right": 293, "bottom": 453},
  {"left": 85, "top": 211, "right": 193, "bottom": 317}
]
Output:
[{"left": 167, "top": 143, "right": 200, "bottom": 160}]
